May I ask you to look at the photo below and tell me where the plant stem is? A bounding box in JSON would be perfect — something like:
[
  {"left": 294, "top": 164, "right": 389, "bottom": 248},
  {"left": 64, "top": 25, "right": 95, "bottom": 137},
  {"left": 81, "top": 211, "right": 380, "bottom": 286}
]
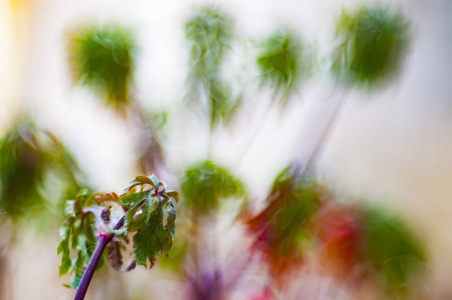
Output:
[{"left": 73, "top": 215, "right": 125, "bottom": 300}]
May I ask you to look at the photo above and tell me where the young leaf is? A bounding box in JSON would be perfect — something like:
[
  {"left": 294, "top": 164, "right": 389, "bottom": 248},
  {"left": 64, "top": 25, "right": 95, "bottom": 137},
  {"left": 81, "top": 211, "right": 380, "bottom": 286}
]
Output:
[
  {"left": 166, "top": 190, "right": 179, "bottom": 203},
  {"left": 133, "top": 175, "right": 155, "bottom": 186},
  {"left": 164, "top": 201, "right": 176, "bottom": 236},
  {"left": 119, "top": 190, "right": 152, "bottom": 207},
  {"left": 58, "top": 239, "right": 72, "bottom": 276},
  {"left": 107, "top": 240, "right": 124, "bottom": 271},
  {"left": 148, "top": 174, "right": 160, "bottom": 188},
  {"left": 130, "top": 199, "right": 175, "bottom": 268}
]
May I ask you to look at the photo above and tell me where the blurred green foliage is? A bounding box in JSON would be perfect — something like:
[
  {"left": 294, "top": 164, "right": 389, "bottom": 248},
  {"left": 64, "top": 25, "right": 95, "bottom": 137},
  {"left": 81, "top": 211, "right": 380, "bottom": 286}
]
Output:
[
  {"left": 0, "top": 122, "right": 81, "bottom": 223},
  {"left": 69, "top": 24, "right": 136, "bottom": 106},
  {"left": 181, "top": 160, "right": 244, "bottom": 214},
  {"left": 332, "top": 7, "right": 410, "bottom": 86},
  {"left": 185, "top": 7, "right": 238, "bottom": 126},
  {"left": 256, "top": 31, "right": 304, "bottom": 99},
  {"left": 0, "top": 123, "right": 46, "bottom": 218},
  {"left": 363, "top": 208, "right": 425, "bottom": 292},
  {"left": 185, "top": 7, "right": 232, "bottom": 81}
]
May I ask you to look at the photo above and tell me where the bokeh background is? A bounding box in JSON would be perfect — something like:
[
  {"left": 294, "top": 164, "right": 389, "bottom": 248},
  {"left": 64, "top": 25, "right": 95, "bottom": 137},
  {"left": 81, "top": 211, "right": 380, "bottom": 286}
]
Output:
[{"left": 1, "top": 0, "right": 452, "bottom": 299}]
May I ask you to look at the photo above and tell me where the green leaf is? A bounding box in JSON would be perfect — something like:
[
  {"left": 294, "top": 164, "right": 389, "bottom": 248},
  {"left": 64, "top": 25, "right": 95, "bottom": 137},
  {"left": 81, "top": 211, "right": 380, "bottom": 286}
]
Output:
[
  {"left": 133, "top": 175, "right": 154, "bottom": 186},
  {"left": 129, "top": 198, "right": 157, "bottom": 232},
  {"left": 166, "top": 190, "right": 179, "bottom": 203},
  {"left": 59, "top": 219, "right": 72, "bottom": 240},
  {"left": 122, "top": 180, "right": 143, "bottom": 194},
  {"left": 58, "top": 239, "right": 72, "bottom": 276},
  {"left": 119, "top": 190, "right": 151, "bottom": 207},
  {"left": 148, "top": 174, "right": 159, "bottom": 188},
  {"left": 130, "top": 199, "right": 175, "bottom": 268},
  {"left": 110, "top": 227, "right": 128, "bottom": 236},
  {"left": 69, "top": 24, "right": 136, "bottom": 106},
  {"left": 70, "top": 272, "right": 83, "bottom": 289},
  {"left": 76, "top": 189, "right": 91, "bottom": 207},
  {"left": 164, "top": 201, "right": 176, "bottom": 237}
]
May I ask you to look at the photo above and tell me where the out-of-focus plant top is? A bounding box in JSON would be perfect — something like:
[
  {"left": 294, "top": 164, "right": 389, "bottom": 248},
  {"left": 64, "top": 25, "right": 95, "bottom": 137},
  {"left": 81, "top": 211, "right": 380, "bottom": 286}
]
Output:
[
  {"left": 69, "top": 24, "right": 136, "bottom": 107},
  {"left": 332, "top": 7, "right": 410, "bottom": 86},
  {"left": 58, "top": 175, "right": 178, "bottom": 288},
  {"left": 247, "top": 166, "right": 320, "bottom": 278},
  {"left": 185, "top": 6, "right": 232, "bottom": 82},
  {"left": 256, "top": 31, "right": 304, "bottom": 100},
  {"left": 181, "top": 160, "right": 244, "bottom": 214},
  {"left": 185, "top": 7, "right": 239, "bottom": 127},
  {"left": 0, "top": 122, "right": 81, "bottom": 224}
]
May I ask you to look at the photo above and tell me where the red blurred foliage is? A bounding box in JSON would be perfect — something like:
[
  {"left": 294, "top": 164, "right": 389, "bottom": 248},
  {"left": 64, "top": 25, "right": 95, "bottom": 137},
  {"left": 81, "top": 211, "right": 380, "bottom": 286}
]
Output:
[
  {"left": 245, "top": 170, "right": 320, "bottom": 284},
  {"left": 311, "top": 202, "right": 363, "bottom": 279},
  {"left": 247, "top": 285, "right": 276, "bottom": 300}
]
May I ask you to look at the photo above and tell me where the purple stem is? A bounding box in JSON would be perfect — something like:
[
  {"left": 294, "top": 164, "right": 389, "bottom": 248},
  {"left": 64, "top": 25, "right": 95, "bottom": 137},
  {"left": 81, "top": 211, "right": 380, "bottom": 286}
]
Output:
[{"left": 73, "top": 215, "right": 125, "bottom": 300}]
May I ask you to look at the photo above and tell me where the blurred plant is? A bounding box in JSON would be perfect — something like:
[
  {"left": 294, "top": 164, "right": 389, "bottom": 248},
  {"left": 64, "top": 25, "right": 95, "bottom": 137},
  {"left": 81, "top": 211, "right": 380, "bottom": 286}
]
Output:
[
  {"left": 332, "top": 7, "right": 410, "bottom": 86},
  {"left": 69, "top": 24, "right": 136, "bottom": 106},
  {"left": 235, "top": 31, "right": 309, "bottom": 166},
  {"left": 0, "top": 121, "right": 82, "bottom": 225},
  {"left": 312, "top": 202, "right": 363, "bottom": 278},
  {"left": 185, "top": 7, "right": 231, "bottom": 82},
  {"left": 246, "top": 166, "right": 320, "bottom": 282},
  {"left": 256, "top": 31, "right": 306, "bottom": 102},
  {"left": 48, "top": 3, "right": 425, "bottom": 300},
  {"left": 362, "top": 207, "right": 425, "bottom": 292},
  {"left": 181, "top": 160, "right": 244, "bottom": 214},
  {"left": 68, "top": 23, "right": 165, "bottom": 174},
  {"left": 185, "top": 6, "right": 239, "bottom": 127},
  {"left": 245, "top": 167, "right": 426, "bottom": 296},
  {"left": 58, "top": 174, "right": 178, "bottom": 299},
  {"left": 295, "top": 6, "right": 411, "bottom": 183}
]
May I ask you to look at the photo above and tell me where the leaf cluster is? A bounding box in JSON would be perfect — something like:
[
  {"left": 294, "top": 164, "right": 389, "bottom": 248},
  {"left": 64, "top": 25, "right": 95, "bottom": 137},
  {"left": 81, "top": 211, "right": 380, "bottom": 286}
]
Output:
[
  {"left": 116, "top": 174, "right": 178, "bottom": 269},
  {"left": 332, "top": 7, "right": 410, "bottom": 86},
  {"left": 181, "top": 160, "right": 244, "bottom": 214},
  {"left": 57, "top": 189, "right": 102, "bottom": 288},
  {"left": 69, "top": 24, "right": 136, "bottom": 106},
  {"left": 58, "top": 175, "right": 179, "bottom": 288}
]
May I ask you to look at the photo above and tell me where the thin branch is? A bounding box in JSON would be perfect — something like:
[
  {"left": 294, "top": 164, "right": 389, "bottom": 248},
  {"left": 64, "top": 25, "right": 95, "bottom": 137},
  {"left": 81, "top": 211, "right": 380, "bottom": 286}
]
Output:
[{"left": 73, "top": 215, "right": 125, "bottom": 300}]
